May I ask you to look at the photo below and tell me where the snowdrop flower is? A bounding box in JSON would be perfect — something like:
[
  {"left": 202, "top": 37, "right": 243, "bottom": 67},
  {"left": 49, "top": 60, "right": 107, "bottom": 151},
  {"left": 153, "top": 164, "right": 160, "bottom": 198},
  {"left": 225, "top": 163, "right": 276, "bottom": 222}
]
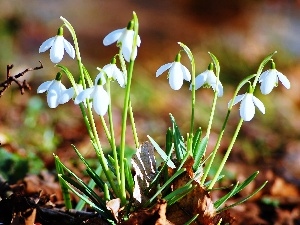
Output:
[
  {"left": 37, "top": 72, "right": 71, "bottom": 108},
  {"left": 103, "top": 21, "right": 141, "bottom": 62},
  {"left": 74, "top": 79, "right": 110, "bottom": 116},
  {"left": 96, "top": 60, "right": 125, "bottom": 87},
  {"left": 156, "top": 53, "right": 191, "bottom": 90},
  {"left": 259, "top": 62, "right": 290, "bottom": 95},
  {"left": 39, "top": 27, "right": 75, "bottom": 63},
  {"left": 228, "top": 93, "right": 265, "bottom": 121},
  {"left": 190, "top": 63, "right": 223, "bottom": 97}
]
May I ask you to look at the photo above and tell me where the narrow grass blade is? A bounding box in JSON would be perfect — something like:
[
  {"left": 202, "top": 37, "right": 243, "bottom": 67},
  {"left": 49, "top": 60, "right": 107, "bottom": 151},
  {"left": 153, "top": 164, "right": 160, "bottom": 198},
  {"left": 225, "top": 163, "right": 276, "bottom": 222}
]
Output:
[
  {"left": 214, "top": 171, "right": 259, "bottom": 209},
  {"left": 192, "top": 135, "right": 208, "bottom": 171},
  {"left": 143, "top": 168, "right": 185, "bottom": 207},
  {"left": 170, "top": 114, "right": 186, "bottom": 160},
  {"left": 217, "top": 181, "right": 268, "bottom": 213},
  {"left": 54, "top": 154, "right": 72, "bottom": 209},
  {"left": 58, "top": 175, "right": 112, "bottom": 220},
  {"left": 124, "top": 158, "right": 134, "bottom": 196},
  {"left": 192, "top": 127, "right": 202, "bottom": 155},
  {"left": 147, "top": 135, "right": 176, "bottom": 169},
  {"left": 164, "top": 183, "right": 194, "bottom": 205},
  {"left": 75, "top": 165, "right": 102, "bottom": 210}
]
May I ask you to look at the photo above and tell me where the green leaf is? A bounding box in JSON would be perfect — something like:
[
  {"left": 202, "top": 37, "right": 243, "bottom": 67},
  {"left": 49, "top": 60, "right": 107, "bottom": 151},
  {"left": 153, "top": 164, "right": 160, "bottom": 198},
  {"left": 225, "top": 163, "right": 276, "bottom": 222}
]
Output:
[
  {"left": 72, "top": 145, "right": 105, "bottom": 191},
  {"left": 192, "top": 127, "right": 202, "bottom": 155},
  {"left": 170, "top": 114, "right": 186, "bottom": 160},
  {"left": 164, "top": 183, "right": 194, "bottom": 205},
  {"left": 76, "top": 165, "right": 103, "bottom": 210},
  {"left": 143, "top": 168, "right": 186, "bottom": 207},
  {"left": 203, "top": 175, "right": 225, "bottom": 188},
  {"left": 124, "top": 158, "right": 134, "bottom": 196},
  {"left": 54, "top": 154, "right": 72, "bottom": 209},
  {"left": 192, "top": 135, "right": 208, "bottom": 171},
  {"left": 217, "top": 181, "right": 268, "bottom": 213},
  {"left": 58, "top": 175, "right": 112, "bottom": 220},
  {"left": 147, "top": 135, "right": 176, "bottom": 169},
  {"left": 214, "top": 171, "right": 260, "bottom": 209}
]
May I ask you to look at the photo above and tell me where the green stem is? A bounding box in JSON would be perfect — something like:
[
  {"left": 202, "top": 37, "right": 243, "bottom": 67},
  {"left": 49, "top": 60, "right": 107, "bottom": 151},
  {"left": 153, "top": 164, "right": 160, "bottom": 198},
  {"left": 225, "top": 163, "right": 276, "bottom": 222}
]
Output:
[
  {"left": 200, "top": 109, "right": 230, "bottom": 185},
  {"left": 119, "top": 12, "right": 139, "bottom": 205},
  {"left": 61, "top": 16, "right": 119, "bottom": 197},
  {"left": 190, "top": 56, "right": 196, "bottom": 136},
  {"left": 106, "top": 79, "right": 121, "bottom": 186},
  {"left": 208, "top": 118, "right": 243, "bottom": 189},
  {"left": 129, "top": 98, "right": 139, "bottom": 148},
  {"left": 86, "top": 101, "right": 119, "bottom": 196}
]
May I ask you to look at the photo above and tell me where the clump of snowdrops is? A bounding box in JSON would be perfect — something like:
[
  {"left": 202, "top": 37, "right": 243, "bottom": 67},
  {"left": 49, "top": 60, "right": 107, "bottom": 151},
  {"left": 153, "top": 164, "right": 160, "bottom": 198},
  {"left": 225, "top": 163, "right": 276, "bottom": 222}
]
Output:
[{"left": 36, "top": 12, "right": 290, "bottom": 224}]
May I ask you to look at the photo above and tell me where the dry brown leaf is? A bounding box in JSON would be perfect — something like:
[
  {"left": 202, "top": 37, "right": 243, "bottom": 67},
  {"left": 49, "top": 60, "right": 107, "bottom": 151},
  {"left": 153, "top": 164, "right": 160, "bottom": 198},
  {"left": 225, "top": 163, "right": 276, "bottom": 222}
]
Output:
[
  {"left": 106, "top": 198, "right": 121, "bottom": 222},
  {"left": 122, "top": 200, "right": 174, "bottom": 225},
  {"left": 132, "top": 141, "right": 157, "bottom": 205}
]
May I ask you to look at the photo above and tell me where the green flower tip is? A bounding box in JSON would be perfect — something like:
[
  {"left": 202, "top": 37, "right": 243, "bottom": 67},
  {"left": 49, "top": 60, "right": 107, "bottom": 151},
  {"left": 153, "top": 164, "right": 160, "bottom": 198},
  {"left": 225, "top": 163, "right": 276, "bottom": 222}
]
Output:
[
  {"left": 97, "top": 76, "right": 104, "bottom": 85},
  {"left": 247, "top": 83, "right": 254, "bottom": 93},
  {"left": 127, "top": 20, "right": 134, "bottom": 30},
  {"left": 175, "top": 53, "right": 181, "bottom": 62},
  {"left": 55, "top": 72, "right": 63, "bottom": 81},
  {"left": 57, "top": 27, "right": 64, "bottom": 36},
  {"left": 208, "top": 62, "right": 214, "bottom": 70},
  {"left": 110, "top": 57, "right": 117, "bottom": 64},
  {"left": 271, "top": 61, "right": 276, "bottom": 69}
]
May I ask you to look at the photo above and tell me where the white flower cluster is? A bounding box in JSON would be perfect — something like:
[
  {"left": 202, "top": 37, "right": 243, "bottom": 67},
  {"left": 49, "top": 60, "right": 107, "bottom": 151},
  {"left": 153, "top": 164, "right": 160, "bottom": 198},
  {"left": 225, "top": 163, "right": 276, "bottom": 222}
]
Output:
[
  {"left": 37, "top": 23, "right": 137, "bottom": 116},
  {"left": 156, "top": 56, "right": 290, "bottom": 121}
]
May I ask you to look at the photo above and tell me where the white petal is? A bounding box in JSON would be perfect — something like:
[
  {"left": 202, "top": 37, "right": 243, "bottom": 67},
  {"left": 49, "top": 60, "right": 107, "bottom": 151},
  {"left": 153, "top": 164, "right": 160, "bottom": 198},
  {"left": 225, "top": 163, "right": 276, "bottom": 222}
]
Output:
[
  {"left": 181, "top": 64, "right": 191, "bottom": 81},
  {"left": 169, "top": 62, "right": 184, "bottom": 90},
  {"left": 95, "top": 72, "right": 107, "bottom": 85},
  {"left": 39, "top": 37, "right": 55, "bottom": 53},
  {"left": 109, "top": 65, "right": 125, "bottom": 87},
  {"left": 121, "top": 30, "right": 134, "bottom": 62},
  {"left": 59, "top": 87, "right": 74, "bottom": 104},
  {"left": 217, "top": 83, "right": 224, "bottom": 97},
  {"left": 228, "top": 94, "right": 245, "bottom": 108},
  {"left": 103, "top": 28, "right": 125, "bottom": 46},
  {"left": 240, "top": 94, "right": 255, "bottom": 121},
  {"left": 37, "top": 80, "right": 53, "bottom": 93},
  {"left": 74, "top": 87, "right": 94, "bottom": 104},
  {"left": 50, "top": 36, "right": 65, "bottom": 63},
  {"left": 192, "top": 71, "right": 207, "bottom": 90},
  {"left": 156, "top": 63, "right": 172, "bottom": 77},
  {"left": 252, "top": 95, "right": 265, "bottom": 114},
  {"left": 259, "top": 70, "right": 277, "bottom": 95},
  {"left": 206, "top": 71, "right": 217, "bottom": 86},
  {"left": 63, "top": 39, "right": 75, "bottom": 59},
  {"left": 47, "top": 89, "right": 59, "bottom": 108},
  {"left": 92, "top": 86, "right": 110, "bottom": 116},
  {"left": 277, "top": 72, "right": 291, "bottom": 89},
  {"left": 136, "top": 35, "right": 141, "bottom": 47}
]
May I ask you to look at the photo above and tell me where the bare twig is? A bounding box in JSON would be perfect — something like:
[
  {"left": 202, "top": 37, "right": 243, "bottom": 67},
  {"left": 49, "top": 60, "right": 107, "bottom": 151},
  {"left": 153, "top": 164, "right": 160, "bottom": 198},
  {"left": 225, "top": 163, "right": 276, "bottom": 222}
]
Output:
[{"left": 0, "top": 61, "right": 43, "bottom": 97}]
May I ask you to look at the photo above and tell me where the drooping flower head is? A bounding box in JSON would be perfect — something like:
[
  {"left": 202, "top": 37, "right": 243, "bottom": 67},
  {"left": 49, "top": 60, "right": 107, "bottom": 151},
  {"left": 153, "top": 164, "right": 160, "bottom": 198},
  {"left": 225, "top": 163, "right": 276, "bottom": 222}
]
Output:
[
  {"left": 103, "top": 20, "right": 141, "bottom": 62},
  {"left": 156, "top": 53, "right": 191, "bottom": 90},
  {"left": 190, "top": 63, "right": 223, "bottom": 97},
  {"left": 228, "top": 86, "right": 265, "bottom": 121},
  {"left": 37, "top": 72, "right": 72, "bottom": 108},
  {"left": 259, "top": 61, "right": 290, "bottom": 95},
  {"left": 39, "top": 27, "right": 75, "bottom": 64},
  {"left": 96, "top": 58, "right": 126, "bottom": 88},
  {"left": 74, "top": 75, "right": 110, "bottom": 116}
]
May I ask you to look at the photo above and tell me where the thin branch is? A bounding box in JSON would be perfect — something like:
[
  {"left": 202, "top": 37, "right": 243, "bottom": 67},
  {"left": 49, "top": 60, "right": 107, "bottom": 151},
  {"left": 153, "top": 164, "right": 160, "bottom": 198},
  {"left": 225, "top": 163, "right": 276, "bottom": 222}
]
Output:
[{"left": 0, "top": 61, "right": 43, "bottom": 97}]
